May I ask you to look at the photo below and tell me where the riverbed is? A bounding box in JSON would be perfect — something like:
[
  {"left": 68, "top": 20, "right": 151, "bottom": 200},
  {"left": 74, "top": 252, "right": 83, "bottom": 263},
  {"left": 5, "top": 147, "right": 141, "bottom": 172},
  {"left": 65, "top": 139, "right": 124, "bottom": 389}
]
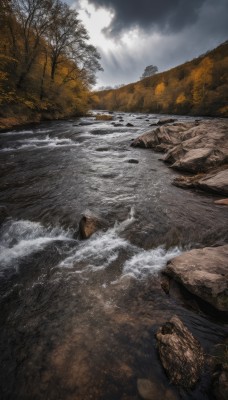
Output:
[{"left": 0, "top": 112, "right": 227, "bottom": 399}]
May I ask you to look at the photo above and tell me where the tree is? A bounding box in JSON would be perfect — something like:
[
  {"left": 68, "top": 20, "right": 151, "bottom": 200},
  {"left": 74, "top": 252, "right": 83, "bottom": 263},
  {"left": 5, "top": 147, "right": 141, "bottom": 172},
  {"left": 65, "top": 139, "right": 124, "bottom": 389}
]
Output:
[
  {"left": 140, "top": 65, "right": 158, "bottom": 80},
  {"left": 10, "top": 0, "right": 55, "bottom": 88},
  {"left": 47, "top": 1, "right": 102, "bottom": 84}
]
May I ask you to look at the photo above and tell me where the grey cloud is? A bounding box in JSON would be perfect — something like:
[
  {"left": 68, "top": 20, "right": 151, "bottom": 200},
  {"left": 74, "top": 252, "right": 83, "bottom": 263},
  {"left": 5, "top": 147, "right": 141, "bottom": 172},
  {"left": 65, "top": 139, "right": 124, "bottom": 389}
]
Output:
[
  {"left": 95, "top": 0, "right": 228, "bottom": 87},
  {"left": 88, "top": 0, "right": 208, "bottom": 36}
]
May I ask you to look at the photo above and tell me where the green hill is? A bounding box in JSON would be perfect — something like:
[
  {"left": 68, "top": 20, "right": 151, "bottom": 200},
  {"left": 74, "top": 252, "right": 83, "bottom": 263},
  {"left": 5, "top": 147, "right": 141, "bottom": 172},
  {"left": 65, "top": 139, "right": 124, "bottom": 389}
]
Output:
[{"left": 92, "top": 41, "right": 228, "bottom": 117}]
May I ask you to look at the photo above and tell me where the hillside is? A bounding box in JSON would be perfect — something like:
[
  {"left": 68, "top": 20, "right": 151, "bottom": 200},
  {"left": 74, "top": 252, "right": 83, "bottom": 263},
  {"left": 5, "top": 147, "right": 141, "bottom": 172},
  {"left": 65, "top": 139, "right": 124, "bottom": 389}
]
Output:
[
  {"left": 92, "top": 42, "right": 228, "bottom": 117},
  {"left": 0, "top": 0, "right": 102, "bottom": 130}
]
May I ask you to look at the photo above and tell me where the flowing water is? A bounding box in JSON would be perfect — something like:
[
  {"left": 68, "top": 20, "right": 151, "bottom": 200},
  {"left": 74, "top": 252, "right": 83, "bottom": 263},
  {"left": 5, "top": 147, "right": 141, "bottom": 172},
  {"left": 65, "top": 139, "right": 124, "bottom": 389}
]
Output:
[{"left": 0, "top": 112, "right": 227, "bottom": 400}]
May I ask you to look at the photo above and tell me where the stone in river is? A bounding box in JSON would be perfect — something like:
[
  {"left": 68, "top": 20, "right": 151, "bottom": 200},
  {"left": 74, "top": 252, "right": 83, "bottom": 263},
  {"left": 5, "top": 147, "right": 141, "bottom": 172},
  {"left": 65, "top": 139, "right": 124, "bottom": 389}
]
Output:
[
  {"left": 156, "top": 316, "right": 204, "bottom": 389},
  {"left": 127, "top": 159, "right": 139, "bottom": 164},
  {"left": 164, "top": 245, "right": 228, "bottom": 312},
  {"left": 212, "top": 339, "right": 228, "bottom": 400},
  {"left": 214, "top": 198, "right": 228, "bottom": 205},
  {"left": 137, "top": 379, "right": 177, "bottom": 400},
  {"left": 157, "top": 118, "right": 177, "bottom": 125},
  {"left": 79, "top": 211, "right": 106, "bottom": 239},
  {"left": 126, "top": 123, "right": 134, "bottom": 127}
]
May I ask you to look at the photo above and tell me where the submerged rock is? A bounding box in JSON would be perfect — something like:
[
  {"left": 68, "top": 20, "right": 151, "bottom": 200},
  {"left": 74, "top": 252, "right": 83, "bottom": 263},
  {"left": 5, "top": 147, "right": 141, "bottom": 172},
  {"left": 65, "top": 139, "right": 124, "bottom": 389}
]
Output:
[
  {"left": 79, "top": 211, "right": 106, "bottom": 239},
  {"left": 126, "top": 122, "right": 134, "bottom": 127},
  {"left": 157, "top": 118, "right": 177, "bottom": 125},
  {"left": 137, "top": 378, "right": 177, "bottom": 400},
  {"left": 156, "top": 316, "right": 204, "bottom": 389},
  {"left": 213, "top": 365, "right": 228, "bottom": 400},
  {"left": 127, "top": 159, "right": 139, "bottom": 164},
  {"left": 164, "top": 245, "right": 228, "bottom": 312}
]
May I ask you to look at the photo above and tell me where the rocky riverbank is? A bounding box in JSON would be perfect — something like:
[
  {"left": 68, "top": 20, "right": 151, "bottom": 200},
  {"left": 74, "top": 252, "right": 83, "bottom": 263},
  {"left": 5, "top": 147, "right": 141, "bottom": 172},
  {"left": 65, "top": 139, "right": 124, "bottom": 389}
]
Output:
[
  {"left": 131, "top": 119, "right": 228, "bottom": 196},
  {"left": 131, "top": 118, "right": 228, "bottom": 399}
]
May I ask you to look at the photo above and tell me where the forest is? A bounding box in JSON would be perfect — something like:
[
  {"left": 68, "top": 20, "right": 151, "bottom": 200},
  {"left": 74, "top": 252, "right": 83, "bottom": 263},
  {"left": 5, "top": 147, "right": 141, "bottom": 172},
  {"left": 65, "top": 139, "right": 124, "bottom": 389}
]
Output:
[
  {"left": 0, "top": 0, "right": 102, "bottom": 128},
  {"left": 92, "top": 41, "right": 228, "bottom": 117}
]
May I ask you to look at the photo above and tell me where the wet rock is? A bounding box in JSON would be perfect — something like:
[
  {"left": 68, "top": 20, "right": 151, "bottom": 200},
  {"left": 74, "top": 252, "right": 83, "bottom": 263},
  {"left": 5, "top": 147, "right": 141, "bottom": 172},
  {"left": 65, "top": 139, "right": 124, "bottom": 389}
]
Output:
[
  {"left": 172, "top": 169, "right": 228, "bottom": 196},
  {"left": 164, "top": 245, "right": 228, "bottom": 311},
  {"left": 212, "top": 339, "right": 228, "bottom": 400},
  {"left": 157, "top": 118, "right": 177, "bottom": 125},
  {"left": 0, "top": 206, "right": 9, "bottom": 226},
  {"left": 214, "top": 198, "right": 228, "bottom": 205},
  {"left": 163, "top": 121, "right": 228, "bottom": 173},
  {"left": 156, "top": 316, "right": 204, "bottom": 389},
  {"left": 131, "top": 120, "right": 228, "bottom": 195},
  {"left": 95, "top": 114, "right": 113, "bottom": 121},
  {"left": 126, "top": 123, "right": 134, "bottom": 127},
  {"left": 95, "top": 147, "right": 110, "bottom": 152},
  {"left": 137, "top": 379, "right": 177, "bottom": 400},
  {"left": 131, "top": 122, "right": 195, "bottom": 150},
  {"left": 79, "top": 121, "right": 94, "bottom": 126},
  {"left": 127, "top": 159, "right": 139, "bottom": 164},
  {"left": 213, "top": 365, "right": 228, "bottom": 400},
  {"left": 197, "top": 169, "right": 228, "bottom": 195},
  {"left": 79, "top": 211, "right": 106, "bottom": 239},
  {"left": 114, "top": 123, "right": 123, "bottom": 127}
]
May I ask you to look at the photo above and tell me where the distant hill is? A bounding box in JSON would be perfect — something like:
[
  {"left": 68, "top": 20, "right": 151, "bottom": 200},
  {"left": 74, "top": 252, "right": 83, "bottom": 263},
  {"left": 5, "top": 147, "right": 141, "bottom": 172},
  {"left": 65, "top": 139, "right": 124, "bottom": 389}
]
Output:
[{"left": 91, "top": 42, "right": 228, "bottom": 117}]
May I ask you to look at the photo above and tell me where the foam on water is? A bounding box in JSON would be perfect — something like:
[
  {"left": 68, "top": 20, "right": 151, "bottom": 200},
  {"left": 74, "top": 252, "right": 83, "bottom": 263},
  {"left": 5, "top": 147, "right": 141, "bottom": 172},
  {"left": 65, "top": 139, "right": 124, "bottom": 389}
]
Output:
[
  {"left": 60, "top": 207, "right": 181, "bottom": 279},
  {"left": 60, "top": 208, "right": 136, "bottom": 270},
  {"left": 0, "top": 219, "right": 72, "bottom": 273},
  {"left": 122, "top": 246, "right": 181, "bottom": 279},
  {"left": 0, "top": 135, "right": 79, "bottom": 152}
]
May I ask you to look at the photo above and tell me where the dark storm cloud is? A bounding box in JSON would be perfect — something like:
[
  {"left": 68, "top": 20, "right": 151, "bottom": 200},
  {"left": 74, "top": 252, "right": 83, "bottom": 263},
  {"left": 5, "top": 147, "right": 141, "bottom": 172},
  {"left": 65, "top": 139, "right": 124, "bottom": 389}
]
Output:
[{"left": 87, "top": 0, "right": 207, "bottom": 35}]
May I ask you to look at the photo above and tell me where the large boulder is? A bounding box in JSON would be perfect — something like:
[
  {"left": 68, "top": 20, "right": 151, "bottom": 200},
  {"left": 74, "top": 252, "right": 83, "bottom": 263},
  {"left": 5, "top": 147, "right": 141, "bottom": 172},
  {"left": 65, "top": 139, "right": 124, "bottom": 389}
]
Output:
[
  {"left": 131, "top": 121, "right": 228, "bottom": 188},
  {"left": 164, "top": 245, "right": 228, "bottom": 312},
  {"left": 131, "top": 123, "right": 195, "bottom": 150},
  {"left": 79, "top": 211, "right": 106, "bottom": 239},
  {"left": 156, "top": 316, "right": 204, "bottom": 389},
  {"left": 163, "top": 121, "right": 228, "bottom": 173},
  {"left": 197, "top": 169, "right": 228, "bottom": 195},
  {"left": 173, "top": 167, "right": 228, "bottom": 196}
]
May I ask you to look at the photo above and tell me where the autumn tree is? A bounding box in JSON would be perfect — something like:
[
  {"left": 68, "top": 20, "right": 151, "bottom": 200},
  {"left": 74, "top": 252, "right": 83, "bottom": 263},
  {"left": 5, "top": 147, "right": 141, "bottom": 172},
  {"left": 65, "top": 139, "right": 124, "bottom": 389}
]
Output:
[
  {"left": 9, "top": 0, "right": 55, "bottom": 88},
  {"left": 47, "top": 1, "right": 102, "bottom": 84},
  {"left": 191, "top": 57, "right": 213, "bottom": 105}
]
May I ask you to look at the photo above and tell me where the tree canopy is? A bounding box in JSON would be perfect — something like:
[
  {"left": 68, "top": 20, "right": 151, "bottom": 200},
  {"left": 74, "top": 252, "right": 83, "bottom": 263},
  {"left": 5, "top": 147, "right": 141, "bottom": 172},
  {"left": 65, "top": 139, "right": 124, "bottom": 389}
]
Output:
[
  {"left": 140, "top": 65, "right": 158, "bottom": 80},
  {"left": 0, "top": 0, "right": 103, "bottom": 119}
]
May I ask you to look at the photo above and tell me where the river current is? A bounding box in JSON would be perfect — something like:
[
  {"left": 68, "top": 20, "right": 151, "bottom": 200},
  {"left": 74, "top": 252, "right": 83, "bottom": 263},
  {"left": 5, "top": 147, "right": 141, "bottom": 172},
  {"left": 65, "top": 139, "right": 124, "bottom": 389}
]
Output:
[{"left": 0, "top": 112, "right": 227, "bottom": 400}]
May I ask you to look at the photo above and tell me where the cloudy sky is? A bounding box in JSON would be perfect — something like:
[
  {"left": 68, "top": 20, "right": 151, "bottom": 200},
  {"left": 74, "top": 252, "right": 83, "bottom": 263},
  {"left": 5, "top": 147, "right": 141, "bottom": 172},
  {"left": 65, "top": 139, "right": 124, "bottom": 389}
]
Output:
[{"left": 70, "top": 0, "right": 228, "bottom": 88}]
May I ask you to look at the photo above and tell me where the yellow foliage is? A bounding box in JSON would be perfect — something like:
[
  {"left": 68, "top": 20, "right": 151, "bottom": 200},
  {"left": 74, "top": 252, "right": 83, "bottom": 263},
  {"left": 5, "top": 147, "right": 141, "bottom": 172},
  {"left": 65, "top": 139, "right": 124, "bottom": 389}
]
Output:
[
  {"left": 155, "top": 82, "right": 165, "bottom": 96},
  {"left": 218, "top": 105, "right": 228, "bottom": 115},
  {"left": 176, "top": 93, "right": 186, "bottom": 104},
  {"left": 191, "top": 57, "right": 213, "bottom": 104}
]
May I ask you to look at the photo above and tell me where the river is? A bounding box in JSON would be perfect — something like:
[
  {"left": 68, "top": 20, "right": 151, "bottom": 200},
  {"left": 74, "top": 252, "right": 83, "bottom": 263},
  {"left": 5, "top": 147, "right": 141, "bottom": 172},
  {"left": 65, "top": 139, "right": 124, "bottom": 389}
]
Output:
[{"left": 0, "top": 112, "right": 227, "bottom": 400}]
